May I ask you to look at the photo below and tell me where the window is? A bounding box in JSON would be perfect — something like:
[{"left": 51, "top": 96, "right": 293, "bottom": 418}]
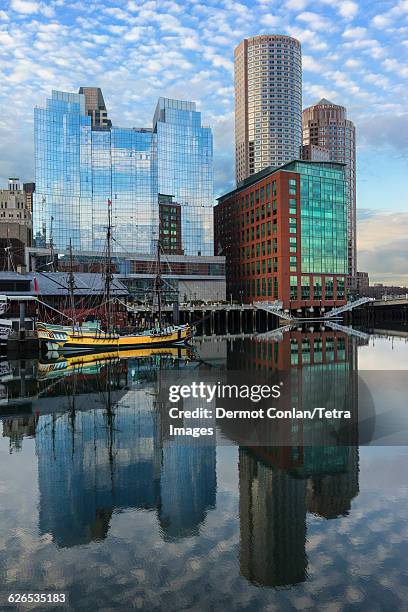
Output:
[
  {"left": 325, "top": 276, "right": 334, "bottom": 300},
  {"left": 313, "top": 276, "right": 322, "bottom": 299},
  {"left": 290, "top": 275, "right": 298, "bottom": 300},
  {"left": 301, "top": 276, "right": 310, "bottom": 300},
  {"left": 336, "top": 277, "right": 345, "bottom": 300}
]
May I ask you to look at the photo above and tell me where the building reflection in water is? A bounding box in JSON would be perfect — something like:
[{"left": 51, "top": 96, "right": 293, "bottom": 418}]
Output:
[
  {"left": 239, "top": 449, "right": 307, "bottom": 587},
  {"left": 31, "top": 355, "right": 216, "bottom": 548},
  {"left": 230, "top": 328, "right": 361, "bottom": 588},
  {"left": 2, "top": 415, "right": 38, "bottom": 453},
  {"left": 0, "top": 330, "right": 363, "bottom": 589}
]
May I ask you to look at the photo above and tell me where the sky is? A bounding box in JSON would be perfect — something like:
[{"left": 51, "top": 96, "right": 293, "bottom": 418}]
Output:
[{"left": 0, "top": 0, "right": 407, "bottom": 284}]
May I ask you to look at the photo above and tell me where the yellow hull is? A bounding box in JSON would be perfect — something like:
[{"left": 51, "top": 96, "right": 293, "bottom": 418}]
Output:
[
  {"left": 36, "top": 322, "right": 192, "bottom": 352},
  {"left": 38, "top": 346, "right": 192, "bottom": 380}
]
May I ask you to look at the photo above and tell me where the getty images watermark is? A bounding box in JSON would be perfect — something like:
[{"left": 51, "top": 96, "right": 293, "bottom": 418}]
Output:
[{"left": 167, "top": 382, "right": 351, "bottom": 438}]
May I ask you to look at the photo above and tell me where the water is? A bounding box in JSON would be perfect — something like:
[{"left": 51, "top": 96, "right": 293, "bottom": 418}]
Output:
[{"left": 0, "top": 327, "right": 408, "bottom": 611}]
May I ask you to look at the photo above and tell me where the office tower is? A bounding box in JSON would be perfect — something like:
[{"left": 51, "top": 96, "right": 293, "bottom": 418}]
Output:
[
  {"left": 234, "top": 35, "right": 302, "bottom": 183},
  {"left": 34, "top": 90, "right": 214, "bottom": 256},
  {"left": 302, "top": 99, "right": 356, "bottom": 289},
  {"left": 78, "top": 87, "right": 111, "bottom": 128},
  {"left": 154, "top": 98, "right": 214, "bottom": 256},
  {"left": 34, "top": 90, "right": 155, "bottom": 253},
  {"left": 215, "top": 161, "right": 348, "bottom": 311}
]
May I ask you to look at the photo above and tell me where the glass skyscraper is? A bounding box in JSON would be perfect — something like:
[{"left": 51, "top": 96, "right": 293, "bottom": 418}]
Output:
[
  {"left": 154, "top": 98, "right": 213, "bottom": 256},
  {"left": 34, "top": 90, "right": 213, "bottom": 256}
]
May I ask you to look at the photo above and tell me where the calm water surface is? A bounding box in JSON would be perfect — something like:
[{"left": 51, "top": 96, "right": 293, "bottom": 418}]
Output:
[{"left": 0, "top": 327, "right": 407, "bottom": 611}]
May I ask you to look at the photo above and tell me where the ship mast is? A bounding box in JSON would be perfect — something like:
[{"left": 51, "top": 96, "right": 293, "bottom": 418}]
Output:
[
  {"left": 105, "top": 200, "right": 113, "bottom": 332},
  {"left": 68, "top": 238, "right": 76, "bottom": 327},
  {"left": 154, "top": 238, "right": 162, "bottom": 330}
]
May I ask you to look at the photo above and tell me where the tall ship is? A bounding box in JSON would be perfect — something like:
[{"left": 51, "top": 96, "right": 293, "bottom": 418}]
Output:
[{"left": 36, "top": 202, "right": 192, "bottom": 353}]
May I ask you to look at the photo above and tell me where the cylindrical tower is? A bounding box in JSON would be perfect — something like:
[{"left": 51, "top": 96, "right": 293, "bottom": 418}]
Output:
[{"left": 234, "top": 34, "right": 302, "bottom": 183}]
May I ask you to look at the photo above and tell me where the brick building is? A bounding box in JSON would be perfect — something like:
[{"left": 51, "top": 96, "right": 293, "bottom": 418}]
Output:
[
  {"left": 159, "top": 194, "right": 183, "bottom": 255},
  {"left": 215, "top": 161, "right": 348, "bottom": 313}
]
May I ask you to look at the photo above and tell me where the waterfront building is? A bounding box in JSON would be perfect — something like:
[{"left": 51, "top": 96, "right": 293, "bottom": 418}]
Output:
[
  {"left": 154, "top": 98, "right": 214, "bottom": 256},
  {"left": 215, "top": 160, "right": 348, "bottom": 311},
  {"left": 0, "top": 271, "right": 128, "bottom": 324},
  {"left": 302, "top": 99, "right": 356, "bottom": 289},
  {"left": 25, "top": 247, "right": 226, "bottom": 303},
  {"left": 234, "top": 35, "right": 302, "bottom": 183},
  {"left": 0, "top": 178, "right": 33, "bottom": 247},
  {"left": 34, "top": 90, "right": 214, "bottom": 257}
]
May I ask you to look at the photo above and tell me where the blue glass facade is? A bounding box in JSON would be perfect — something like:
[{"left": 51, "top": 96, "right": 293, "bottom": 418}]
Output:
[
  {"left": 34, "top": 91, "right": 213, "bottom": 255},
  {"left": 154, "top": 98, "right": 214, "bottom": 256}
]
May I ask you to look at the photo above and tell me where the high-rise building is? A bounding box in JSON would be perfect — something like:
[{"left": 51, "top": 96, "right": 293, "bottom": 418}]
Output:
[
  {"left": 215, "top": 161, "right": 348, "bottom": 311},
  {"left": 34, "top": 90, "right": 214, "bottom": 257},
  {"left": 234, "top": 35, "right": 302, "bottom": 183},
  {"left": 34, "top": 90, "right": 155, "bottom": 253},
  {"left": 302, "top": 99, "right": 356, "bottom": 289},
  {"left": 154, "top": 98, "right": 213, "bottom": 256},
  {"left": 78, "top": 86, "right": 112, "bottom": 128}
]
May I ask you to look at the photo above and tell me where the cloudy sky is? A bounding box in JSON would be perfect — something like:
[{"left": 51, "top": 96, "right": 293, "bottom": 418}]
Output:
[{"left": 0, "top": 0, "right": 407, "bottom": 284}]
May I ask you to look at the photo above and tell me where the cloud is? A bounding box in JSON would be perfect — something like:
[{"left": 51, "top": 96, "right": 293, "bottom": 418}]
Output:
[
  {"left": 337, "top": 1, "right": 359, "bottom": 20},
  {"left": 262, "top": 14, "right": 280, "bottom": 27},
  {"left": 357, "top": 210, "right": 408, "bottom": 285},
  {"left": 358, "top": 114, "right": 408, "bottom": 152},
  {"left": 287, "top": 26, "right": 328, "bottom": 50},
  {"left": 342, "top": 26, "right": 367, "bottom": 39},
  {"left": 296, "top": 11, "right": 335, "bottom": 31},
  {"left": 371, "top": 0, "right": 408, "bottom": 29},
  {"left": 303, "top": 82, "right": 338, "bottom": 103},
  {"left": 345, "top": 57, "right": 361, "bottom": 67},
  {"left": 303, "top": 54, "right": 321, "bottom": 71},
  {"left": 124, "top": 26, "right": 145, "bottom": 41},
  {"left": 285, "top": 0, "right": 309, "bottom": 10},
  {"left": 10, "top": 0, "right": 40, "bottom": 13},
  {"left": 383, "top": 58, "right": 408, "bottom": 78}
]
